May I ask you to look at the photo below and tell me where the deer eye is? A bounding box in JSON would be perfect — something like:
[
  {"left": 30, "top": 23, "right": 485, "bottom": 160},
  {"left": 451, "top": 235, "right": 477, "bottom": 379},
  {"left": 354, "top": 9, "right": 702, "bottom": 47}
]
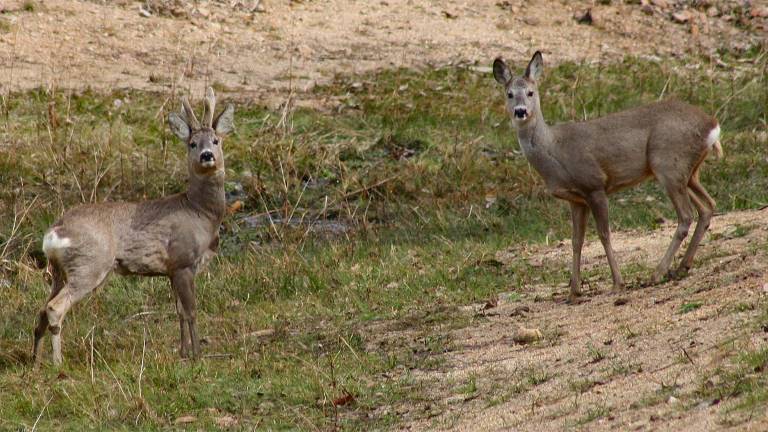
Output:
[
  {"left": 189, "top": 141, "right": 197, "bottom": 149},
  {"left": 527, "top": 91, "right": 534, "bottom": 97},
  {"left": 507, "top": 92, "right": 514, "bottom": 99},
  {"left": 213, "top": 138, "right": 219, "bottom": 146}
]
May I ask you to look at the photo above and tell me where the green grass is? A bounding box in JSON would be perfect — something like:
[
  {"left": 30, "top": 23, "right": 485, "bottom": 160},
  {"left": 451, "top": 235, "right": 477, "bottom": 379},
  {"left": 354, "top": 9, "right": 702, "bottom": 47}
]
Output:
[
  {"left": 679, "top": 301, "right": 704, "bottom": 314},
  {"left": 693, "top": 345, "right": 768, "bottom": 426},
  {"left": 0, "top": 47, "right": 767, "bottom": 430},
  {"left": 575, "top": 403, "right": 612, "bottom": 426}
]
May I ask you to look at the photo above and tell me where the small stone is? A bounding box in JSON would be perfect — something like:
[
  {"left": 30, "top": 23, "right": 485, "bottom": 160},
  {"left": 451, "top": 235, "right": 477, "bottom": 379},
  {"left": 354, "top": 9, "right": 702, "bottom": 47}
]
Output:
[
  {"left": 672, "top": 10, "right": 692, "bottom": 24},
  {"left": 523, "top": 16, "right": 540, "bottom": 26},
  {"left": 574, "top": 9, "right": 594, "bottom": 25},
  {"left": 751, "top": 6, "right": 768, "bottom": 18},
  {"left": 138, "top": 5, "right": 151, "bottom": 17},
  {"left": 641, "top": 4, "right": 654, "bottom": 15},
  {"left": 512, "top": 327, "right": 542, "bottom": 344}
]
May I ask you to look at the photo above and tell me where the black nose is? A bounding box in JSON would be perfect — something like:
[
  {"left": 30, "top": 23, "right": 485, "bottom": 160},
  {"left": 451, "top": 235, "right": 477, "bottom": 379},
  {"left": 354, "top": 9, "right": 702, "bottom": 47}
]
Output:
[
  {"left": 514, "top": 108, "right": 527, "bottom": 118},
  {"left": 200, "top": 151, "right": 215, "bottom": 163}
]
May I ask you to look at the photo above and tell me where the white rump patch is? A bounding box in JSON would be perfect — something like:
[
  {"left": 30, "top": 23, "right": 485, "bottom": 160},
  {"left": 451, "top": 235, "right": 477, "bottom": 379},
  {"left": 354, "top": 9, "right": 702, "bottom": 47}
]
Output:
[
  {"left": 706, "top": 125, "right": 721, "bottom": 148},
  {"left": 42, "top": 229, "right": 71, "bottom": 259}
]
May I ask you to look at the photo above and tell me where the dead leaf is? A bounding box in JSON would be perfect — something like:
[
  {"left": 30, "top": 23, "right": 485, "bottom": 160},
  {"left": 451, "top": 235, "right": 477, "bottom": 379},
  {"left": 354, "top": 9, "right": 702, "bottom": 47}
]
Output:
[
  {"left": 247, "top": 328, "right": 275, "bottom": 338},
  {"left": 510, "top": 305, "right": 531, "bottom": 317},
  {"left": 174, "top": 415, "right": 197, "bottom": 425},
  {"left": 227, "top": 200, "right": 243, "bottom": 214},
  {"left": 481, "top": 298, "right": 498, "bottom": 310},
  {"left": 333, "top": 391, "right": 355, "bottom": 406},
  {"left": 215, "top": 415, "right": 238, "bottom": 428}
]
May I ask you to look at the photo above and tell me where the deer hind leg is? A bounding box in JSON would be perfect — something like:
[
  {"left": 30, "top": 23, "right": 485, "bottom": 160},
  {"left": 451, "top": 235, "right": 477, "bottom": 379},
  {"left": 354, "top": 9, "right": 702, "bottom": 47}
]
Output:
[
  {"left": 45, "top": 265, "right": 111, "bottom": 366},
  {"left": 33, "top": 264, "right": 65, "bottom": 365},
  {"left": 678, "top": 170, "right": 716, "bottom": 274},
  {"left": 651, "top": 178, "right": 694, "bottom": 284},
  {"left": 586, "top": 191, "right": 624, "bottom": 290},
  {"left": 569, "top": 202, "right": 589, "bottom": 298}
]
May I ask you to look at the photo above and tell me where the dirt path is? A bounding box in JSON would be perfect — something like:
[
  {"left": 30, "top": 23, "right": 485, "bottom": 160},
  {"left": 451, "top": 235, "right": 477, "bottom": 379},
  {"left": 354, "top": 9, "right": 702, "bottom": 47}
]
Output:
[
  {"left": 0, "top": 0, "right": 761, "bottom": 105},
  {"left": 397, "top": 208, "right": 768, "bottom": 431}
]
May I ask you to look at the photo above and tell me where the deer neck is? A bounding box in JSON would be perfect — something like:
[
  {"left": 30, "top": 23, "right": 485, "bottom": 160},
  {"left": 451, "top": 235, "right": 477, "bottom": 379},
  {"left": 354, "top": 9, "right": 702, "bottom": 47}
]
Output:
[
  {"left": 186, "top": 170, "right": 226, "bottom": 224},
  {"left": 514, "top": 111, "right": 567, "bottom": 186},
  {"left": 515, "top": 111, "right": 553, "bottom": 157}
]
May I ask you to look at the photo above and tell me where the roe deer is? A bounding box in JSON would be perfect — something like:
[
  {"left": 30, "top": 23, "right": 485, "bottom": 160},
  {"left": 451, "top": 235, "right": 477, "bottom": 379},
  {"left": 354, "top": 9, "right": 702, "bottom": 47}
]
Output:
[
  {"left": 33, "top": 87, "right": 234, "bottom": 365},
  {"left": 493, "top": 52, "right": 722, "bottom": 300}
]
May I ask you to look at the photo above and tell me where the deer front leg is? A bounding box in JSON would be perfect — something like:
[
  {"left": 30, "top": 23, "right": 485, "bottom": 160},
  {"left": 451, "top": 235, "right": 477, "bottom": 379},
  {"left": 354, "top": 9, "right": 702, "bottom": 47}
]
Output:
[
  {"left": 174, "top": 295, "right": 191, "bottom": 358},
  {"left": 569, "top": 202, "right": 589, "bottom": 299},
  {"left": 172, "top": 269, "right": 200, "bottom": 360},
  {"left": 586, "top": 191, "right": 624, "bottom": 290}
]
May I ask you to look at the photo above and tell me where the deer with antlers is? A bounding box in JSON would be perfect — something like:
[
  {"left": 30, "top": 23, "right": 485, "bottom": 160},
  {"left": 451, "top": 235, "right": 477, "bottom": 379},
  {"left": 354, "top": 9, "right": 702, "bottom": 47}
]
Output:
[{"left": 33, "top": 88, "right": 234, "bottom": 365}]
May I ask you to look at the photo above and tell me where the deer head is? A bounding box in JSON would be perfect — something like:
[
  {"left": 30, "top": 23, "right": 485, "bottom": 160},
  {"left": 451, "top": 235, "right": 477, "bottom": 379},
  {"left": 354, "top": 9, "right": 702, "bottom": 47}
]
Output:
[
  {"left": 493, "top": 51, "right": 543, "bottom": 126},
  {"left": 168, "top": 87, "right": 234, "bottom": 178}
]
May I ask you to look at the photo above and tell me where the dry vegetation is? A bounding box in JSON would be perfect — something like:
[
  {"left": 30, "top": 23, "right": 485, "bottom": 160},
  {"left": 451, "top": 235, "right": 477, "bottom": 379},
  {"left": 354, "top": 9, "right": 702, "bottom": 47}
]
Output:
[{"left": 0, "top": 1, "right": 767, "bottom": 431}]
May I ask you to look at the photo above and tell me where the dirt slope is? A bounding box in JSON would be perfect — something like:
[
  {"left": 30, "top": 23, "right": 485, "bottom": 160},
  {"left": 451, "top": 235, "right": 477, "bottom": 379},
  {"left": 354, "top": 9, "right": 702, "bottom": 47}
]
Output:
[
  {"left": 0, "top": 0, "right": 760, "bottom": 104},
  {"left": 399, "top": 208, "right": 768, "bottom": 431}
]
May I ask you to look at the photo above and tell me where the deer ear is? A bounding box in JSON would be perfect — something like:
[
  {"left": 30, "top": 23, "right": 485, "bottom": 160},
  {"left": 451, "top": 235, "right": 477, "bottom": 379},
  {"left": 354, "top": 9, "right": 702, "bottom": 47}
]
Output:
[
  {"left": 524, "top": 51, "right": 543, "bottom": 81},
  {"left": 213, "top": 104, "right": 235, "bottom": 135},
  {"left": 168, "top": 112, "right": 190, "bottom": 141},
  {"left": 493, "top": 57, "right": 512, "bottom": 85}
]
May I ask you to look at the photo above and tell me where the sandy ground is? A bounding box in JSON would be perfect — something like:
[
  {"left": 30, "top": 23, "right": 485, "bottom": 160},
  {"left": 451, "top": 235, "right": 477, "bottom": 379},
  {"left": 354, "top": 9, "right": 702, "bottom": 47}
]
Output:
[
  {"left": 393, "top": 207, "right": 768, "bottom": 431},
  {"left": 0, "top": 0, "right": 762, "bottom": 106}
]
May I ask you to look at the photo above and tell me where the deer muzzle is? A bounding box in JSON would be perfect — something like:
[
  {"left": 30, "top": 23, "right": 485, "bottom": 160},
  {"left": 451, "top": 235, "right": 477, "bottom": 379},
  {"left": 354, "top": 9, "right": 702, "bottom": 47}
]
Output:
[
  {"left": 513, "top": 107, "right": 528, "bottom": 120},
  {"left": 200, "top": 150, "right": 216, "bottom": 167}
]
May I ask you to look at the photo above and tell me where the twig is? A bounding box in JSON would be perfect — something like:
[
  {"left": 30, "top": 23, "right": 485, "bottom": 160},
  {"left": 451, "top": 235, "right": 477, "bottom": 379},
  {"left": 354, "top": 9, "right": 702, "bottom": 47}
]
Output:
[
  {"left": 327, "top": 175, "right": 400, "bottom": 208},
  {"left": 0, "top": 194, "right": 38, "bottom": 261},
  {"left": 94, "top": 347, "right": 131, "bottom": 402},
  {"left": 124, "top": 311, "right": 169, "bottom": 322},
  {"left": 682, "top": 347, "right": 696, "bottom": 365},
  {"left": 138, "top": 327, "right": 146, "bottom": 399},
  {"left": 203, "top": 353, "right": 233, "bottom": 359},
  {"left": 31, "top": 395, "right": 54, "bottom": 432}
]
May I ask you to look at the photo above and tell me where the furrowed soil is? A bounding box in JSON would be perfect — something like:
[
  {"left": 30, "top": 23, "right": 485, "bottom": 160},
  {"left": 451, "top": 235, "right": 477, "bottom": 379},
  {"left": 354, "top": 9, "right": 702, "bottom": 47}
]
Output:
[{"left": 396, "top": 208, "right": 768, "bottom": 431}]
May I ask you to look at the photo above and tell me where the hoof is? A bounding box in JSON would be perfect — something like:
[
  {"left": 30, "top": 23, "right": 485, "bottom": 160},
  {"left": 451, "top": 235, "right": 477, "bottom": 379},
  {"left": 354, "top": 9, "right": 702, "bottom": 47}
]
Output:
[
  {"left": 665, "top": 268, "right": 688, "bottom": 282},
  {"left": 566, "top": 294, "right": 588, "bottom": 305}
]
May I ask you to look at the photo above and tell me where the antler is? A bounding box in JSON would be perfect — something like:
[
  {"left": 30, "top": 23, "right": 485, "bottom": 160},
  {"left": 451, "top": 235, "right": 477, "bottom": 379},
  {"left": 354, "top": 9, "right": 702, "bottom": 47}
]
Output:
[
  {"left": 181, "top": 96, "right": 200, "bottom": 129},
  {"left": 203, "top": 87, "right": 216, "bottom": 128}
]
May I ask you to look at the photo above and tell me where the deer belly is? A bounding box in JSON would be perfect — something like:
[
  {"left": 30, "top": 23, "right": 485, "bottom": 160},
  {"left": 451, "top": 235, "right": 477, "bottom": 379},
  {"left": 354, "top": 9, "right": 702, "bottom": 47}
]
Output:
[{"left": 114, "top": 251, "right": 169, "bottom": 276}]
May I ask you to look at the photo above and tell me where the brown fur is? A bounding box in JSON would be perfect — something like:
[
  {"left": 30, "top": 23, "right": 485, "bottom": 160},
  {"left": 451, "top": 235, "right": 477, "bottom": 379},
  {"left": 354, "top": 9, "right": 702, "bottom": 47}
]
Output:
[
  {"left": 33, "top": 88, "right": 234, "bottom": 365},
  {"left": 494, "top": 52, "right": 721, "bottom": 299}
]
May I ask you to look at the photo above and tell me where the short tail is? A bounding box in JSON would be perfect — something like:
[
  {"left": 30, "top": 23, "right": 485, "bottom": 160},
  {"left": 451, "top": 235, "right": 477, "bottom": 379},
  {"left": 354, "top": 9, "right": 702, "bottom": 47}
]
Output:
[
  {"left": 707, "top": 124, "right": 723, "bottom": 160},
  {"left": 711, "top": 140, "right": 723, "bottom": 159}
]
